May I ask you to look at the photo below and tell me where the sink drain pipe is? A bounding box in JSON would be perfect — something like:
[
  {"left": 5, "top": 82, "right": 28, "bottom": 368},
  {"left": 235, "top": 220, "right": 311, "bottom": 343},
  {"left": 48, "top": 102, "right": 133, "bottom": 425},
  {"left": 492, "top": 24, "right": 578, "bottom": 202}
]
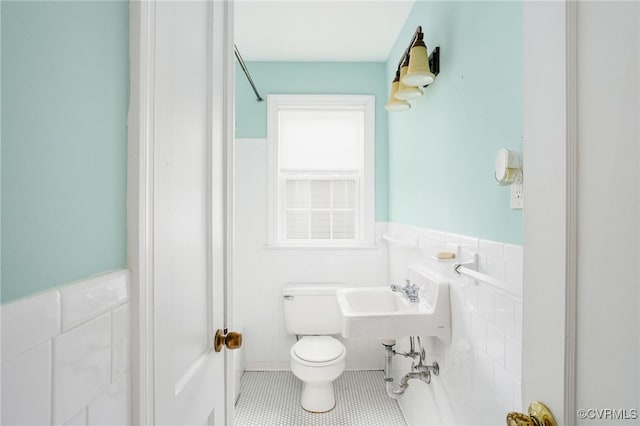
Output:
[{"left": 383, "top": 336, "right": 439, "bottom": 399}]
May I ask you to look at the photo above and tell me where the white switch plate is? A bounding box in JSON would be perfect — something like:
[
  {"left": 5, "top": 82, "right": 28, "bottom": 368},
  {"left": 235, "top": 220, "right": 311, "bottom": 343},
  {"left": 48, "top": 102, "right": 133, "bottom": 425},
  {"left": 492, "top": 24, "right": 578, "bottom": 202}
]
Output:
[{"left": 510, "top": 183, "right": 524, "bottom": 209}]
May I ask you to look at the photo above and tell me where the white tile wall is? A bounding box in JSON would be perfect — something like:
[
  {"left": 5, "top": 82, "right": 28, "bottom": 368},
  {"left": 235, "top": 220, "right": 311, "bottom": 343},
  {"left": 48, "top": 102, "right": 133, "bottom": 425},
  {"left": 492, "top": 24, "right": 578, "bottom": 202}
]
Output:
[
  {"left": 111, "top": 304, "right": 131, "bottom": 380},
  {"left": 1, "top": 270, "right": 131, "bottom": 426},
  {"left": 53, "top": 314, "right": 112, "bottom": 424},
  {"left": 59, "top": 270, "right": 129, "bottom": 331},
  {"left": 87, "top": 372, "right": 131, "bottom": 426},
  {"left": 1, "top": 290, "right": 61, "bottom": 361},
  {"left": 386, "top": 223, "right": 523, "bottom": 426},
  {"left": 1, "top": 342, "right": 52, "bottom": 426},
  {"left": 62, "top": 409, "right": 87, "bottom": 426}
]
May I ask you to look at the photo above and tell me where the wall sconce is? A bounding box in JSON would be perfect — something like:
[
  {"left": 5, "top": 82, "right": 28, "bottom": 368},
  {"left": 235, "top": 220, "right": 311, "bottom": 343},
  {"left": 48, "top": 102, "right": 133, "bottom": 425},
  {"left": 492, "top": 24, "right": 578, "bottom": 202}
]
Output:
[
  {"left": 495, "top": 149, "right": 524, "bottom": 209},
  {"left": 385, "top": 26, "right": 440, "bottom": 112}
]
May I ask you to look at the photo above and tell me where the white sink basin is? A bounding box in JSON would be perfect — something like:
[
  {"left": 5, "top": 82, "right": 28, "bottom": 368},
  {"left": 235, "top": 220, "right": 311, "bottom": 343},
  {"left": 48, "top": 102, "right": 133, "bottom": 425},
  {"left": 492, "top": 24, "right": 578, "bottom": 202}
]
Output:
[{"left": 337, "top": 265, "right": 451, "bottom": 342}]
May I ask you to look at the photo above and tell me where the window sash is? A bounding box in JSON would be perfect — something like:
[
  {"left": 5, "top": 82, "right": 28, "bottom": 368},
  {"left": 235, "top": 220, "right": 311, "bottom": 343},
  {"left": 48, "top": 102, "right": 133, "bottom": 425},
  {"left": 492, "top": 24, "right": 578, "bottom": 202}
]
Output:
[
  {"left": 279, "top": 174, "right": 361, "bottom": 243},
  {"left": 266, "top": 94, "right": 375, "bottom": 247}
]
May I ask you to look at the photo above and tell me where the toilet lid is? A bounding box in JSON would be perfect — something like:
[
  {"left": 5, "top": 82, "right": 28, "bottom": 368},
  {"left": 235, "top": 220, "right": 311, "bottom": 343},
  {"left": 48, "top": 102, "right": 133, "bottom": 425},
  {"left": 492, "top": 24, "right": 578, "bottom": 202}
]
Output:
[{"left": 293, "top": 336, "right": 345, "bottom": 363}]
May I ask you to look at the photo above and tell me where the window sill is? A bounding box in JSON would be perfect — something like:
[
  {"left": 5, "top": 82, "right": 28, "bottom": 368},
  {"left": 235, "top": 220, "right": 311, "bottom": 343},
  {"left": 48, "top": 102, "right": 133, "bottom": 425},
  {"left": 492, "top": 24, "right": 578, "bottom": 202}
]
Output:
[{"left": 263, "top": 244, "right": 380, "bottom": 251}]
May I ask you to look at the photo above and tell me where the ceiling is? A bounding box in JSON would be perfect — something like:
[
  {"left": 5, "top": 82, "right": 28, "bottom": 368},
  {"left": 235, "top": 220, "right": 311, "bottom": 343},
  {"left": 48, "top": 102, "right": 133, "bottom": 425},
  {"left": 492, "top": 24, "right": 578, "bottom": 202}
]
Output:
[{"left": 234, "top": 1, "right": 415, "bottom": 62}]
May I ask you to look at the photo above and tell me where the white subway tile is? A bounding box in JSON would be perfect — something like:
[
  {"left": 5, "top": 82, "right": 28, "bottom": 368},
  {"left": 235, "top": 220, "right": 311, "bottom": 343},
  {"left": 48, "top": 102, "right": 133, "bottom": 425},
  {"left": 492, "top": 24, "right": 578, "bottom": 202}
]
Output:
[
  {"left": 504, "top": 244, "right": 523, "bottom": 262},
  {"left": 477, "top": 285, "right": 495, "bottom": 323},
  {"left": 504, "top": 244, "right": 523, "bottom": 297},
  {"left": 471, "top": 312, "right": 488, "bottom": 351},
  {"left": 494, "top": 293, "right": 515, "bottom": 338},
  {"left": 494, "top": 364, "right": 516, "bottom": 413},
  {"left": 514, "top": 301, "right": 523, "bottom": 343},
  {"left": 477, "top": 254, "right": 488, "bottom": 275},
  {"left": 87, "top": 372, "right": 131, "bottom": 426},
  {"left": 474, "top": 349, "right": 494, "bottom": 384},
  {"left": 463, "top": 282, "right": 479, "bottom": 312},
  {"left": 2, "top": 290, "right": 60, "bottom": 361},
  {"left": 459, "top": 236, "right": 479, "bottom": 253},
  {"left": 513, "top": 379, "right": 523, "bottom": 412},
  {"left": 486, "top": 257, "right": 506, "bottom": 281},
  {"left": 112, "top": 303, "right": 131, "bottom": 379},
  {"left": 1, "top": 341, "right": 52, "bottom": 426},
  {"left": 445, "top": 233, "right": 461, "bottom": 244},
  {"left": 479, "top": 239, "right": 504, "bottom": 259},
  {"left": 53, "top": 314, "right": 112, "bottom": 425},
  {"left": 486, "top": 324, "right": 505, "bottom": 367},
  {"left": 60, "top": 270, "right": 129, "bottom": 331},
  {"left": 63, "top": 409, "right": 87, "bottom": 426},
  {"left": 505, "top": 262, "right": 524, "bottom": 298},
  {"left": 462, "top": 308, "right": 473, "bottom": 338},
  {"left": 425, "top": 229, "right": 447, "bottom": 243},
  {"left": 505, "top": 337, "right": 522, "bottom": 380}
]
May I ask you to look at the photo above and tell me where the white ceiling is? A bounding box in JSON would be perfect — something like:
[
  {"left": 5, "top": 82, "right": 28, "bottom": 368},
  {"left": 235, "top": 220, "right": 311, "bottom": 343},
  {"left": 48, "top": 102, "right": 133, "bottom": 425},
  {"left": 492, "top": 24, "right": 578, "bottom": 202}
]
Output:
[{"left": 234, "top": 1, "right": 415, "bottom": 62}]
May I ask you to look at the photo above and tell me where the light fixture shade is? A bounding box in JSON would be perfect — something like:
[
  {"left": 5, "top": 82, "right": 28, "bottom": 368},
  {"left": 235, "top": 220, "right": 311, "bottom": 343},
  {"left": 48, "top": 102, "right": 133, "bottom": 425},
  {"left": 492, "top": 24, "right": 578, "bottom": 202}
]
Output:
[
  {"left": 385, "top": 81, "right": 411, "bottom": 112},
  {"left": 403, "top": 33, "right": 435, "bottom": 87},
  {"left": 396, "top": 60, "right": 424, "bottom": 100},
  {"left": 385, "top": 74, "right": 411, "bottom": 112}
]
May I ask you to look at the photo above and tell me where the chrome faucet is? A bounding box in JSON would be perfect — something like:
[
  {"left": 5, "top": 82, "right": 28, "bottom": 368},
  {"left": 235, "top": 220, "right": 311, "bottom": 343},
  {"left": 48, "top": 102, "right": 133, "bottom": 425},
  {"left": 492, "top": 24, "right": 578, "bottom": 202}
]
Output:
[{"left": 390, "top": 279, "right": 421, "bottom": 303}]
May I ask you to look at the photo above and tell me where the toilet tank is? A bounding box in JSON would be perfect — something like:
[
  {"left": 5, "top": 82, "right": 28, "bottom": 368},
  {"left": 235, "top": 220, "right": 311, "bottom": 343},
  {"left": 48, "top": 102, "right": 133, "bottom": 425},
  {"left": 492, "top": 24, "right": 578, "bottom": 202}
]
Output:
[{"left": 283, "top": 284, "right": 343, "bottom": 335}]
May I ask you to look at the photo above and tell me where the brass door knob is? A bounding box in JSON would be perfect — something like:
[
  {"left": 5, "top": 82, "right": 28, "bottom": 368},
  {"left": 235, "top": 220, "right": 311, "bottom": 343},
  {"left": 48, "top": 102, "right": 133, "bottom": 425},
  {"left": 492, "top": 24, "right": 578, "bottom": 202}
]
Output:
[
  {"left": 507, "top": 401, "right": 556, "bottom": 426},
  {"left": 214, "top": 329, "right": 243, "bottom": 352}
]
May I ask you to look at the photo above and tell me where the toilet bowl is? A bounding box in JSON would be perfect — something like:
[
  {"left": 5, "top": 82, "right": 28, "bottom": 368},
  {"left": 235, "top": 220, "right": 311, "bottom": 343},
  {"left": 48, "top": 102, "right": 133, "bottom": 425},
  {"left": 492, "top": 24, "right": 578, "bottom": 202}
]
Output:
[
  {"left": 290, "top": 336, "right": 346, "bottom": 412},
  {"left": 283, "top": 284, "right": 347, "bottom": 412}
]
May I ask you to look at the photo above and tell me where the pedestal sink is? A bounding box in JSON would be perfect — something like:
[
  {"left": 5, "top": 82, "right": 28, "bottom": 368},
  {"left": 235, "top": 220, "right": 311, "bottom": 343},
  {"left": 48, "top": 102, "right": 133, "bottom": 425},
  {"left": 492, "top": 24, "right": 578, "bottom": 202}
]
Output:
[{"left": 337, "top": 265, "right": 451, "bottom": 342}]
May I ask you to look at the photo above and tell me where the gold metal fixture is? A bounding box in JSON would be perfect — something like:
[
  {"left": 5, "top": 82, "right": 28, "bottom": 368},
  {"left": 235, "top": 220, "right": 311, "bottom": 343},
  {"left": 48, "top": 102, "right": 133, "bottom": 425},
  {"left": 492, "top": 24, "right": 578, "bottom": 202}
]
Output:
[
  {"left": 214, "top": 329, "right": 243, "bottom": 352},
  {"left": 506, "top": 401, "right": 557, "bottom": 426}
]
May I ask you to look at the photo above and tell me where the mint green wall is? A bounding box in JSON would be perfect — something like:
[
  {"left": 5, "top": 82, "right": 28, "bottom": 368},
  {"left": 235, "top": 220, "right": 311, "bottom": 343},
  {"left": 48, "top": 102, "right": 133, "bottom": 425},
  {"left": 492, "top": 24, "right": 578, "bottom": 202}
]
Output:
[
  {"left": 386, "top": 1, "right": 523, "bottom": 244},
  {"left": 235, "top": 61, "right": 389, "bottom": 221},
  {"left": 1, "top": 1, "right": 129, "bottom": 303}
]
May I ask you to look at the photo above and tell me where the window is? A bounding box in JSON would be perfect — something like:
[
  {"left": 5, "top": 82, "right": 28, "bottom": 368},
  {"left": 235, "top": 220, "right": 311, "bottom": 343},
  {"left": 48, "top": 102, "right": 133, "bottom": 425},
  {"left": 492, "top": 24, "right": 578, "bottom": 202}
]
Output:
[{"left": 267, "top": 95, "right": 375, "bottom": 246}]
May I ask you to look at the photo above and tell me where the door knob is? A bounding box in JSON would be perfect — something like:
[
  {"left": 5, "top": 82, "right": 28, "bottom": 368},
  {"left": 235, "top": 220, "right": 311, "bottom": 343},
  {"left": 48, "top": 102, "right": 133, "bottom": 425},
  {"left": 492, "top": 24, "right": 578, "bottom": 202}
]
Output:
[
  {"left": 507, "top": 401, "right": 556, "bottom": 426},
  {"left": 214, "top": 329, "right": 243, "bottom": 352}
]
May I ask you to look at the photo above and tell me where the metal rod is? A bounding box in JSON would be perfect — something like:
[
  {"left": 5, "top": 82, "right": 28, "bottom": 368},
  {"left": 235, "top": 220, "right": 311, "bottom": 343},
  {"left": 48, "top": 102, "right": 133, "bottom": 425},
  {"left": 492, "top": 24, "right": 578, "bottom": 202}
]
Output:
[
  {"left": 455, "top": 265, "right": 520, "bottom": 297},
  {"left": 234, "top": 45, "right": 263, "bottom": 102}
]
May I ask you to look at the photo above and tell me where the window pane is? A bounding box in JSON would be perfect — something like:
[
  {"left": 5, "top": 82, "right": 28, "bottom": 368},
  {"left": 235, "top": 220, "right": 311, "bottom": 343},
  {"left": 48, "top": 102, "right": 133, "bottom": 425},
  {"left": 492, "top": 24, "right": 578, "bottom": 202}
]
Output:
[
  {"left": 310, "top": 212, "right": 330, "bottom": 239},
  {"left": 333, "top": 212, "right": 355, "bottom": 239},
  {"left": 279, "top": 109, "right": 363, "bottom": 170},
  {"left": 310, "top": 180, "right": 330, "bottom": 208},
  {"left": 287, "top": 212, "right": 309, "bottom": 239},
  {"left": 287, "top": 180, "right": 309, "bottom": 208},
  {"left": 332, "top": 180, "right": 355, "bottom": 208}
]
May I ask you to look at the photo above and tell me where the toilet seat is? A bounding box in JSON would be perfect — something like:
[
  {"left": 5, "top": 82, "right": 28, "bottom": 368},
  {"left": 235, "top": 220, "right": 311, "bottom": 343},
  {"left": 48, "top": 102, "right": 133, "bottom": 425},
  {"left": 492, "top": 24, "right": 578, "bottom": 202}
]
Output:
[{"left": 292, "top": 336, "right": 345, "bottom": 363}]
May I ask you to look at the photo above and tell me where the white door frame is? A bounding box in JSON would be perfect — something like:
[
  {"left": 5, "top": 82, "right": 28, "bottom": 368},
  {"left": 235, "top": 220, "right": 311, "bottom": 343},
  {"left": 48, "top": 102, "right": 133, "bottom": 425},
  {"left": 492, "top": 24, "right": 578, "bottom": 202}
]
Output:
[
  {"left": 522, "top": 1, "right": 576, "bottom": 423},
  {"left": 127, "top": 0, "right": 579, "bottom": 423},
  {"left": 127, "top": 1, "right": 236, "bottom": 424},
  {"left": 128, "top": 0, "right": 156, "bottom": 422}
]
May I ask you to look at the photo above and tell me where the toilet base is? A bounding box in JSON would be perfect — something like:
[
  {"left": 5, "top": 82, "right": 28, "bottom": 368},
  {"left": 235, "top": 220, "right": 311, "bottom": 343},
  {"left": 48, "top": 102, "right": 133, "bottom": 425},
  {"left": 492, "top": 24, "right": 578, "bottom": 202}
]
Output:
[{"left": 300, "top": 382, "right": 336, "bottom": 413}]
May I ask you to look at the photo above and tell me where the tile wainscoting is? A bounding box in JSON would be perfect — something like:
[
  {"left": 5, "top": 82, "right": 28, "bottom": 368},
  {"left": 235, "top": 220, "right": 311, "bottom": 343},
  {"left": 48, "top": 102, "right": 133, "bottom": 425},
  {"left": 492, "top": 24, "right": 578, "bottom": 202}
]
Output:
[
  {"left": 385, "top": 223, "right": 523, "bottom": 426},
  {"left": 1, "top": 270, "right": 131, "bottom": 426}
]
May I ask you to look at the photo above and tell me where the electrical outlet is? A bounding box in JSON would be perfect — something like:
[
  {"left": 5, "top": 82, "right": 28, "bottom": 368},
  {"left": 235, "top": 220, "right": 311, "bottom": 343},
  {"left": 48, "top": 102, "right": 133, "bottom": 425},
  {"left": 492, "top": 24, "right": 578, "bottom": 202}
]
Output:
[{"left": 510, "top": 183, "right": 524, "bottom": 209}]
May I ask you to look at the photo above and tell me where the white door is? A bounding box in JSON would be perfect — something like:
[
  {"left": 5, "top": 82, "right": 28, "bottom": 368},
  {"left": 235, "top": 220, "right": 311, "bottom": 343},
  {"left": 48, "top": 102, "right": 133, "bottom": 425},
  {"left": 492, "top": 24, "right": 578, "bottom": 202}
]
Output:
[
  {"left": 522, "top": 0, "right": 570, "bottom": 421},
  {"left": 131, "top": 1, "right": 234, "bottom": 425},
  {"left": 523, "top": 2, "right": 640, "bottom": 425}
]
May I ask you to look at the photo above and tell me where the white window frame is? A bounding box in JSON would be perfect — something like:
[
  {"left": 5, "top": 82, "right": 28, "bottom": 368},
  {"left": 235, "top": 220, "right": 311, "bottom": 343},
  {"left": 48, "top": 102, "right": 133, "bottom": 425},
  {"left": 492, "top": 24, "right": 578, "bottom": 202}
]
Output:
[{"left": 267, "top": 94, "right": 376, "bottom": 247}]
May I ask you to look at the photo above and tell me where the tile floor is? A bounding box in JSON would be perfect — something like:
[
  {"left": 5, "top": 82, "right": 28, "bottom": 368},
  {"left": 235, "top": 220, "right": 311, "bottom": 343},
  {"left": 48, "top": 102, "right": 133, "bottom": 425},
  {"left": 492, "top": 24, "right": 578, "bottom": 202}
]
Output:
[{"left": 235, "top": 370, "right": 407, "bottom": 426}]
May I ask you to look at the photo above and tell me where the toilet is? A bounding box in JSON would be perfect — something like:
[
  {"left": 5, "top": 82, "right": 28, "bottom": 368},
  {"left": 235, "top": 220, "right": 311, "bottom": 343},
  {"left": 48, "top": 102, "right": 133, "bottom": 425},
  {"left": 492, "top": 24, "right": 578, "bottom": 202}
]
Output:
[{"left": 283, "top": 284, "right": 346, "bottom": 413}]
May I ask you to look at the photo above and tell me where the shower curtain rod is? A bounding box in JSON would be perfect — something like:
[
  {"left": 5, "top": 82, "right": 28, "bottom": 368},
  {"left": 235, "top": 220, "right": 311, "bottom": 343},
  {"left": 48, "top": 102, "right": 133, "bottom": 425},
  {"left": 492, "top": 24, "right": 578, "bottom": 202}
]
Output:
[{"left": 234, "top": 45, "right": 263, "bottom": 102}]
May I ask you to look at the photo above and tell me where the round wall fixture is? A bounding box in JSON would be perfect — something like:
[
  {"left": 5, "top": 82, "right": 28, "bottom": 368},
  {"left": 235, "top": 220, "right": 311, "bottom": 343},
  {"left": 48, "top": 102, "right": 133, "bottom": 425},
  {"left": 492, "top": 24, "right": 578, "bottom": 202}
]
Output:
[{"left": 495, "top": 149, "right": 522, "bottom": 186}]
